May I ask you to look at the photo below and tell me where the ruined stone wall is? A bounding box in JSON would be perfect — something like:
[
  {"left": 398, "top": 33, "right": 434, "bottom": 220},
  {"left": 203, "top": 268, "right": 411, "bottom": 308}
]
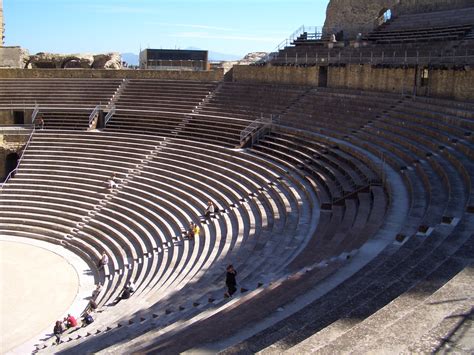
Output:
[
  {"left": 395, "top": 0, "right": 474, "bottom": 15},
  {"left": 323, "top": 0, "right": 474, "bottom": 39},
  {"left": 0, "top": 47, "right": 30, "bottom": 68},
  {"left": 323, "top": 0, "right": 400, "bottom": 39},
  {"left": 0, "top": 68, "right": 224, "bottom": 81}
]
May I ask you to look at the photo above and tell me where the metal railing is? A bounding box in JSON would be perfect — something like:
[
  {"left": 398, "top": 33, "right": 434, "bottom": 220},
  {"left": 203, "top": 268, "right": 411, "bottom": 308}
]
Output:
[
  {"left": 104, "top": 105, "right": 116, "bottom": 126},
  {"left": 31, "top": 102, "right": 40, "bottom": 123},
  {"left": 260, "top": 25, "right": 325, "bottom": 63},
  {"left": 240, "top": 115, "right": 273, "bottom": 146},
  {"left": 268, "top": 50, "right": 474, "bottom": 66},
  {"left": 88, "top": 104, "right": 101, "bottom": 127},
  {"left": 143, "top": 60, "right": 208, "bottom": 71},
  {"left": 0, "top": 125, "right": 36, "bottom": 189}
]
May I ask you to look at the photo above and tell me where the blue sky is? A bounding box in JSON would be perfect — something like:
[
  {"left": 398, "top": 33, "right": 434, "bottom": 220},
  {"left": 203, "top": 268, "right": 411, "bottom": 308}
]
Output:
[{"left": 4, "top": 0, "right": 329, "bottom": 58}]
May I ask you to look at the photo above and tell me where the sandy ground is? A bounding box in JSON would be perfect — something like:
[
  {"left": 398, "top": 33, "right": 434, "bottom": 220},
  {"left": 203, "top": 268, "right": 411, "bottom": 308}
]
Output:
[{"left": 0, "top": 241, "right": 79, "bottom": 353}]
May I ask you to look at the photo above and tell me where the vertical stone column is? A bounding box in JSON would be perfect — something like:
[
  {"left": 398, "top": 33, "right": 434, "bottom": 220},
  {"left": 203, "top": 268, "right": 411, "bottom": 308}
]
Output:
[{"left": 0, "top": 0, "right": 4, "bottom": 46}]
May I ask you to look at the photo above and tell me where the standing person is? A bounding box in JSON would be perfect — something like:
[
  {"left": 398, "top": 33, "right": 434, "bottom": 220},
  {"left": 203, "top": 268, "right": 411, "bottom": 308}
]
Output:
[
  {"left": 53, "top": 320, "right": 63, "bottom": 344},
  {"left": 224, "top": 264, "right": 238, "bottom": 298},
  {"left": 98, "top": 251, "right": 108, "bottom": 270}
]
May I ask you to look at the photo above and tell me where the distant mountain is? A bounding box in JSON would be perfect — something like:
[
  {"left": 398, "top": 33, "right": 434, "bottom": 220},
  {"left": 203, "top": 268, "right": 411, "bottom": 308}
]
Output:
[
  {"left": 185, "top": 47, "right": 241, "bottom": 61},
  {"left": 121, "top": 53, "right": 139, "bottom": 66}
]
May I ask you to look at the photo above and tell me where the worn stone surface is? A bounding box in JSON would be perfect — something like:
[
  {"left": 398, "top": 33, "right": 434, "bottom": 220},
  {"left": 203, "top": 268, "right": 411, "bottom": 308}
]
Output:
[
  {"left": 0, "top": 47, "right": 30, "bottom": 68},
  {"left": 322, "top": 0, "right": 474, "bottom": 39},
  {"left": 323, "top": 0, "right": 399, "bottom": 39},
  {"left": 232, "top": 65, "right": 319, "bottom": 86},
  {"left": 396, "top": 0, "right": 474, "bottom": 14},
  {"left": 26, "top": 52, "right": 122, "bottom": 69},
  {"left": 0, "top": 67, "right": 224, "bottom": 81}
]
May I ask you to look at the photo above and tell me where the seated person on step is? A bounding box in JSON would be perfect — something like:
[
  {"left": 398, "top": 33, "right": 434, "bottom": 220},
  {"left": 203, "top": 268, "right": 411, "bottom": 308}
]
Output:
[
  {"left": 204, "top": 201, "right": 215, "bottom": 220},
  {"left": 106, "top": 173, "right": 118, "bottom": 191}
]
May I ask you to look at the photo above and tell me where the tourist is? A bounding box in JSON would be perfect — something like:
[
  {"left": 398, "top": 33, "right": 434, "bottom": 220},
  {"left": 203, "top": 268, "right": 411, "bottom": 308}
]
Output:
[
  {"left": 127, "top": 281, "right": 136, "bottom": 293},
  {"left": 82, "top": 312, "right": 94, "bottom": 326},
  {"left": 224, "top": 264, "right": 237, "bottom": 298},
  {"left": 193, "top": 223, "right": 200, "bottom": 239},
  {"left": 106, "top": 173, "right": 118, "bottom": 191},
  {"left": 92, "top": 283, "right": 102, "bottom": 298},
  {"left": 204, "top": 201, "right": 215, "bottom": 219},
  {"left": 37, "top": 116, "right": 44, "bottom": 130},
  {"left": 65, "top": 314, "right": 78, "bottom": 328},
  {"left": 53, "top": 320, "right": 63, "bottom": 344},
  {"left": 115, "top": 285, "right": 131, "bottom": 304},
  {"left": 88, "top": 299, "right": 98, "bottom": 311},
  {"left": 186, "top": 221, "right": 195, "bottom": 239},
  {"left": 98, "top": 251, "right": 108, "bottom": 270}
]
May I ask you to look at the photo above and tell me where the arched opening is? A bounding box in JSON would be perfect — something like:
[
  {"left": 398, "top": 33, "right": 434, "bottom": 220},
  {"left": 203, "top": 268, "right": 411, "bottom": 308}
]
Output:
[{"left": 3, "top": 152, "right": 19, "bottom": 182}]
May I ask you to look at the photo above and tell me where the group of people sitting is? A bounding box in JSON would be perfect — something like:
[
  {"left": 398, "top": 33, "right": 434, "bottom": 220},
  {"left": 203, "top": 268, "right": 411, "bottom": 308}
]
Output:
[
  {"left": 52, "top": 280, "right": 104, "bottom": 345},
  {"left": 185, "top": 221, "right": 200, "bottom": 240},
  {"left": 182, "top": 201, "right": 218, "bottom": 241},
  {"left": 52, "top": 314, "right": 78, "bottom": 344}
]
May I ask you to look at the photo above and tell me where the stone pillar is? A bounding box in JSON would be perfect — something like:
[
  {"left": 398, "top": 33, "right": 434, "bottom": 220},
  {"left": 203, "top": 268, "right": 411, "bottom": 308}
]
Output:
[{"left": 0, "top": 0, "right": 4, "bottom": 46}]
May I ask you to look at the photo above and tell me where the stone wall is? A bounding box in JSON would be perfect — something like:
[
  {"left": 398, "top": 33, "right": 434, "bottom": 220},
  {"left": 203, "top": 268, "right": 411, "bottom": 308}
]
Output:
[
  {"left": 232, "top": 65, "right": 319, "bottom": 86},
  {"left": 0, "top": 134, "right": 28, "bottom": 181},
  {"left": 0, "top": 110, "right": 13, "bottom": 125},
  {"left": 231, "top": 64, "right": 474, "bottom": 101},
  {"left": 0, "top": 68, "right": 224, "bottom": 81},
  {"left": 428, "top": 69, "right": 474, "bottom": 101},
  {"left": 323, "top": 0, "right": 399, "bottom": 39},
  {"left": 395, "top": 0, "right": 474, "bottom": 15},
  {"left": 328, "top": 64, "right": 415, "bottom": 94},
  {"left": 323, "top": 0, "right": 474, "bottom": 39},
  {"left": 0, "top": 47, "right": 30, "bottom": 68}
]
